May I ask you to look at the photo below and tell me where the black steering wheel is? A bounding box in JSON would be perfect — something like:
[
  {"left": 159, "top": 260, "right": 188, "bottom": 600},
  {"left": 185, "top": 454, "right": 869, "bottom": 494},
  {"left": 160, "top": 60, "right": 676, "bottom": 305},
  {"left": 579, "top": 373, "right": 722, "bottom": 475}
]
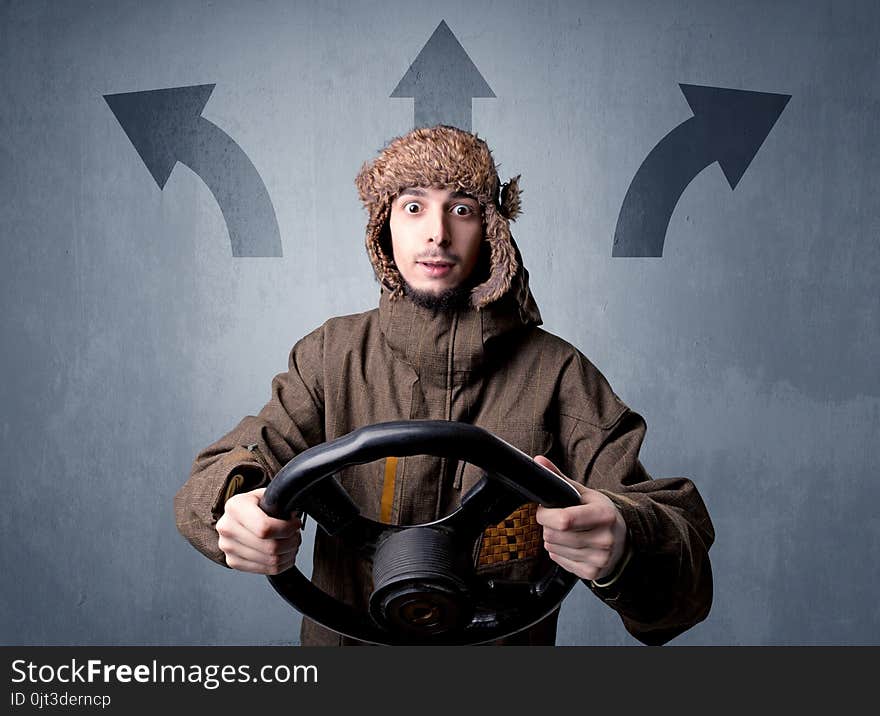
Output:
[{"left": 258, "top": 420, "right": 581, "bottom": 645}]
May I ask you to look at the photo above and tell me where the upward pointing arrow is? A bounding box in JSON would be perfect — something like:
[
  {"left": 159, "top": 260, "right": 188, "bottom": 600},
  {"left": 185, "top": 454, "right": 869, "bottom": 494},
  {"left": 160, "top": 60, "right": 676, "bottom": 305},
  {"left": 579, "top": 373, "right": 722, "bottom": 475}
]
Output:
[
  {"left": 104, "top": 84, "right": 282, "bottom": 257},
  {"left": 613, "top": 84, "right": 791, "bottom": 257},
  {"left": 391, "top": 20, "right": 495, "bottom": 131}
]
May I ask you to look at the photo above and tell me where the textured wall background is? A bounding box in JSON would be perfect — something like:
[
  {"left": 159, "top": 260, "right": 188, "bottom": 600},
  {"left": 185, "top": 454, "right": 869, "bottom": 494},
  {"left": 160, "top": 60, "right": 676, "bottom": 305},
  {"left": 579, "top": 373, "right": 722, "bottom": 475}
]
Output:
[{"left": 1, "top": 0, "right": 877, "bottom": 645}]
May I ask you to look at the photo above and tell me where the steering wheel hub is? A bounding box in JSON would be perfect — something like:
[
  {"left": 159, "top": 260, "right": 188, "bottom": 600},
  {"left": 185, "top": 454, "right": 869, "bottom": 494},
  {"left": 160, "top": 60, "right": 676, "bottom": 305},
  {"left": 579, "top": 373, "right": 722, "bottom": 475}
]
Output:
[{"left": 369, "top": 528, "right": 472, "bottom": 637}]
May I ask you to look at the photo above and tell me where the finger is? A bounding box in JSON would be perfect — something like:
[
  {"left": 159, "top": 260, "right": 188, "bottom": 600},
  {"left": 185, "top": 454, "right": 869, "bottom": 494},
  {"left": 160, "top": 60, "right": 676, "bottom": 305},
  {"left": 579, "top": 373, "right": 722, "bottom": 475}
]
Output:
[
  {"left": 224, "top": 552, "right": 297, "bottom": 575},
  {"left": 224, "top": 489, "right": 303, "bottom": 538},
  {"left": 543, "top": 541, "right": 612, "bottom": 567},
  {"left": 246, "top": 492, "right": 305, "bottom": 523},
  {"left": 535, "top": 505, "right": 572, "bottom": 530},
  {"left": 216, "top": 517, "right": 301, "bottom": 554},
  {"left": 536, "top": 503, "right": 611, "bottom": 532},
  {"left": 219, "top": 519, "right": 302, "bottom": 554},
  {"left": 545, "top": 549, "right": 602, "bottom": 582},
  {"left": 542, "top": 523, "right": 615, "bottom": 550},
  {"left": 218, "top": 531, "right": 302, "bottom": 562},
  {"left": 219, "top": 538, "right": 300, "bottom": 572},
  {"left": 533, "top": 456, "right": 589, "bottom": 495},
  {"left": 229, "top": 499, "right": 303, "bottom": 540},
  {"left": 240, "top": 513, "right": 303, "bottom": 541},
  {"left": 533, "top": 455, "right": 564, "bottom": 476}
]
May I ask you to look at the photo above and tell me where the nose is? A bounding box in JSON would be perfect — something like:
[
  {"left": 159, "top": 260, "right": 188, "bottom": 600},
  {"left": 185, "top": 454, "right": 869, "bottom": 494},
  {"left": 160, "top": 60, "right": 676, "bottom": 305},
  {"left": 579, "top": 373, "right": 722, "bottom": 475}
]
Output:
[{"left": 426, "top": 207, "right": 451, "bottom": 247}]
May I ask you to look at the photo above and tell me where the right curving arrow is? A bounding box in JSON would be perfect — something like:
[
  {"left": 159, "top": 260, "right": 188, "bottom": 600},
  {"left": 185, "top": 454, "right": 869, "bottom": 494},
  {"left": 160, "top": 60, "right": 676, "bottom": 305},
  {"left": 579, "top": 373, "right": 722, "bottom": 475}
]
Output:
[{"left": 613, "top": 84, "right": 791, "bottom": 257}]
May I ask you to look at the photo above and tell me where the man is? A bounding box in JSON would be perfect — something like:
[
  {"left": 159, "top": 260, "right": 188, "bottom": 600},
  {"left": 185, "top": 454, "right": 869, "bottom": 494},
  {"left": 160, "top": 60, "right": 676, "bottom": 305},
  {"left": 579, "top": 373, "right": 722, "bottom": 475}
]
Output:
[{"left": 175, "top": 125, "right": 714, "bottom": 646}]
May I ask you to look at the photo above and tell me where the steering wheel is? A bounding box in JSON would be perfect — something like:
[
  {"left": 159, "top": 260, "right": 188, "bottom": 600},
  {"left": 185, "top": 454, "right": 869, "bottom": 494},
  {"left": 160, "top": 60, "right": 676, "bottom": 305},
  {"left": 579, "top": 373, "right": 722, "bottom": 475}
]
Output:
[{"left": 258, "top": 420, "right": 581, "bottom": 645}]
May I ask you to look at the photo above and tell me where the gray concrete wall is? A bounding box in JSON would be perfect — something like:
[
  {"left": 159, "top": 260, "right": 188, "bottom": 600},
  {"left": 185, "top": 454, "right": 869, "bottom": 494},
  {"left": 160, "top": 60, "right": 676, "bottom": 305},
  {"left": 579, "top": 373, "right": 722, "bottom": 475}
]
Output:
[{"left": 1, "top": 0, "right": 877, "bottom": 645}]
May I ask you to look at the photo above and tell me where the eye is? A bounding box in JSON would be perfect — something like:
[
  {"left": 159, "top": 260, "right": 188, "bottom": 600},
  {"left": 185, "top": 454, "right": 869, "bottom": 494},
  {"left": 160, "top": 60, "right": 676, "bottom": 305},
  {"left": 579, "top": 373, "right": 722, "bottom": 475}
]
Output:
[
  {"left": 452, "top": 204, "right": 475, "bottom": 216},
  {"left": 403, "top": 202, "right": 421, "bottom": 214}
]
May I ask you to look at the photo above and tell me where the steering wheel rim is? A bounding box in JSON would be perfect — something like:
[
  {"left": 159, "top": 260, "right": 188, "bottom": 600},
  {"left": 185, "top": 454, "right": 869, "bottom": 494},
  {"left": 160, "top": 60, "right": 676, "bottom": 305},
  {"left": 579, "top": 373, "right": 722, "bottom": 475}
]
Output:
[{"left": 259, "top": 420, "right": 581, "bottom": 645}]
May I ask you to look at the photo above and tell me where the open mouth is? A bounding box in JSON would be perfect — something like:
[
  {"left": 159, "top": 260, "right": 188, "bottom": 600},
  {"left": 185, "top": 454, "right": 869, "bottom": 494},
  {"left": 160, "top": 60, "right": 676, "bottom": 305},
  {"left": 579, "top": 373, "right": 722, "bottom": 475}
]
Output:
[{"left": 417, "top": 261, "right": 454, "bottom": 277}]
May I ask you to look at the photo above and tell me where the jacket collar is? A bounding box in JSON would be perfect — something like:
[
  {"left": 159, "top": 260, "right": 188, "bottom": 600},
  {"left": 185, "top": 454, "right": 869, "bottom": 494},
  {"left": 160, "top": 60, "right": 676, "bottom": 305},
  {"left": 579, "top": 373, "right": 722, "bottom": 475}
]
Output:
[{"left": 378, "top": 249, "right": 542, "bottom": 382}]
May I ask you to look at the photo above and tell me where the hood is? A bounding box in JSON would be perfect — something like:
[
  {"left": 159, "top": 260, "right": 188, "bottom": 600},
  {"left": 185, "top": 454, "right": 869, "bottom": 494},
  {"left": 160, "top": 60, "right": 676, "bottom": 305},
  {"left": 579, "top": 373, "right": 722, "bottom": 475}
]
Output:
[{"left": 354, "top": 125, "right": 532, "bottom": 312}]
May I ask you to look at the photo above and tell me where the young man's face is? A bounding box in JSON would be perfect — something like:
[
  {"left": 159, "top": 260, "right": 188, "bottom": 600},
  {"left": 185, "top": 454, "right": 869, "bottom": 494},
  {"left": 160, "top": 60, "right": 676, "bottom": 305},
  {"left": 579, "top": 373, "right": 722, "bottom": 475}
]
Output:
[{"left": 389, "top": 186, "right": 483, "bottom": 301}]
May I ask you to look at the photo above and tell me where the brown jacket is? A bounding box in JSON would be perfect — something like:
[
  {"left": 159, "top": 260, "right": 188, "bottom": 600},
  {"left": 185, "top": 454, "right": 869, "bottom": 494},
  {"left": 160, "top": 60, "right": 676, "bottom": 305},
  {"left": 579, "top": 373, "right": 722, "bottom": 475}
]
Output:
[{"left": 175, "top": 263, "right": 714, "bottom": 646}]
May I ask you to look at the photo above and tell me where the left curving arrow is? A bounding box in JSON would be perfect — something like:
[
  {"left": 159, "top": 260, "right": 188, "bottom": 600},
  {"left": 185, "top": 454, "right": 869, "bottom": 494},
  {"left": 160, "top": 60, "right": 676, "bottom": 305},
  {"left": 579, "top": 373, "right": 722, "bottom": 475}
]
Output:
[{"left": 104, "top": 84, "right": 282, "bottom": 257}]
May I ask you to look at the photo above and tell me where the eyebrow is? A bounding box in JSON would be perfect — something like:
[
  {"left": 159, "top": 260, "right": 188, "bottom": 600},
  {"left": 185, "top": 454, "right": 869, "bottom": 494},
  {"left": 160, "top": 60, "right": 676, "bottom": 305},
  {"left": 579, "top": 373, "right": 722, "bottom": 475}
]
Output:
[{"left": 397, "top": 187, "right": 478, "bottom": 202}]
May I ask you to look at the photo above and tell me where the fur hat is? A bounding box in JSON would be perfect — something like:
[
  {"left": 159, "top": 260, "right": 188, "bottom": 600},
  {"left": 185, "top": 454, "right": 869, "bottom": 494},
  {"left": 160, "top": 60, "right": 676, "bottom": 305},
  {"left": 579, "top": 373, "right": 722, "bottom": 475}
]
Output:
[{"left": 354, "top": 125, "right": 523, "bottom": 309}]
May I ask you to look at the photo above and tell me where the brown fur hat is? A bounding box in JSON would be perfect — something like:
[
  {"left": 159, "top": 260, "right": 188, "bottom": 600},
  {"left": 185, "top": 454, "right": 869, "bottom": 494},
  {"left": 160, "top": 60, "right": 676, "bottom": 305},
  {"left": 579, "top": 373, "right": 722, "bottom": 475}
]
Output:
[{"left": 354, "top": 125, "right": 523, "bottom": 308}]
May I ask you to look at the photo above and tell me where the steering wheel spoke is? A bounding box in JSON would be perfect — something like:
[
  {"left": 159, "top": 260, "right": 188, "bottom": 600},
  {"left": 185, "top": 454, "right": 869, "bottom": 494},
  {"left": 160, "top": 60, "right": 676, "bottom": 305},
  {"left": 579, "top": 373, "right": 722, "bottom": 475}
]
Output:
[
  {"left": 295, "top": 476, "right": 361, "bottom": 537},
  {"left": 442, "top": 474, "right": 526, "bottom": 543}
]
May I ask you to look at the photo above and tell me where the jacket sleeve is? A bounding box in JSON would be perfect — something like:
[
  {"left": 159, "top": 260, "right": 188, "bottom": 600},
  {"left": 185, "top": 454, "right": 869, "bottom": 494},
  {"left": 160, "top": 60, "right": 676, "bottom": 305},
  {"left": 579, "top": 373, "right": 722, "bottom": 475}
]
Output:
[
  {"left": 174, "top": 325, "right": 326, "bottom": 566},
  {"left": 556, "top": 351, "right": 714, "bottom": 646}
]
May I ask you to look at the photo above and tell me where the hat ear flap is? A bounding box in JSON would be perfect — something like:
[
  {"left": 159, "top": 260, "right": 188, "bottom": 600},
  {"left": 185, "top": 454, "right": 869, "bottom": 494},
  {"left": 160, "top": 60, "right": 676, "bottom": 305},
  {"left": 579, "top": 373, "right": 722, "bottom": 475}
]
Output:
[
  {"left": 470, "top": 203, "right": 518, "bottom": 309},
  {"left": 365, "top": 203, "right": 405, "bottom": 299},
  {"left": 499, "top": 174, "right": 522, "bottom": 221}
]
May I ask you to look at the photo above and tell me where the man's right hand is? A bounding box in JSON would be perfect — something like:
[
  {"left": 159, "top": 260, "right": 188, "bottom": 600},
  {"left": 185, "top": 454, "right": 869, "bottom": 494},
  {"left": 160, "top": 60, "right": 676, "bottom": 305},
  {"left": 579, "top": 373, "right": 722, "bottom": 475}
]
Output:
[{"left": 216, "top": 487, "right": 302, "bottom": 574}]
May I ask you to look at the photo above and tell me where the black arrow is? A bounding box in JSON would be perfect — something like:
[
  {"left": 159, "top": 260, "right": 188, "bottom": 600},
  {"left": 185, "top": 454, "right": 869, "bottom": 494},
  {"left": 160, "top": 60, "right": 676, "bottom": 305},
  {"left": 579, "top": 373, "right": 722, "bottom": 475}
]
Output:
[
  {"left": 391, "top": 20, "right": 495, "bottom": 131},
  {"left": 104, "top": 84, "right": 282, "bottom": 257},
  {"left": 613, "top": 84, "right": 791, "bottom": 257}
]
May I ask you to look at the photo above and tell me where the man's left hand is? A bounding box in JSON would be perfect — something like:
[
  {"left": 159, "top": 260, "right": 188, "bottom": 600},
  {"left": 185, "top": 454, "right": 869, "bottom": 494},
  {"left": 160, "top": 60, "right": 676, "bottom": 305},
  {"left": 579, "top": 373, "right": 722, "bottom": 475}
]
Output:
[{"left": 533, "top": 455, "right": 628, "bottom": 581}]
